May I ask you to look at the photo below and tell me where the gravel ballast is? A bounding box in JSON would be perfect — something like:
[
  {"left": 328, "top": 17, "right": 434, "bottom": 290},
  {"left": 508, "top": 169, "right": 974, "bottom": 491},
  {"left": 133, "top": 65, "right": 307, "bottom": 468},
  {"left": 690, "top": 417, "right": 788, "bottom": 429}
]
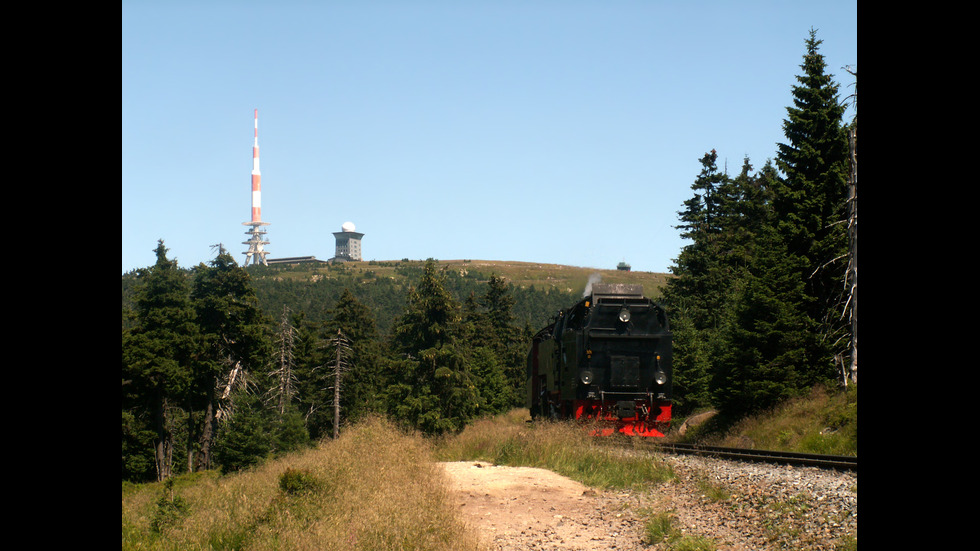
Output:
[
  {"left": 646, "top": 453, "right": 858, "bottom": 550},
  {"left": 443, "top": 452, "right": 858, "bottom": 550}
]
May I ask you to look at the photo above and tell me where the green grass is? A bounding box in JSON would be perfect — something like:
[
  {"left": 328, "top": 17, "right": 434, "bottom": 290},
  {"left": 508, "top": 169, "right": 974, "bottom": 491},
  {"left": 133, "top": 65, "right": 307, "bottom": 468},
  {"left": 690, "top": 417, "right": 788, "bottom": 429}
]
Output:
[
  {"left": 679, "top": 384, "right": 857, "bottom": 457},
  {"left": 694, "top": 475, "right": 730, "bottom": 502},
  {"left": 643, "top": 510, "right": 717, "bottom": 550},
  {"left": 434, "top": 409, "right": 676, "bottom": 490}
]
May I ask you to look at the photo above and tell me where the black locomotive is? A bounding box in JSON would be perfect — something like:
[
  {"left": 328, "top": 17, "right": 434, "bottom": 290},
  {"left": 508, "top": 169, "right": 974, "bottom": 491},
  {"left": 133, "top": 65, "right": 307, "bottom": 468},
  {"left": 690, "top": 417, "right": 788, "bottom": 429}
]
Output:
[{"left": 526, "top": 283, "right": 672, "bottom": 436}]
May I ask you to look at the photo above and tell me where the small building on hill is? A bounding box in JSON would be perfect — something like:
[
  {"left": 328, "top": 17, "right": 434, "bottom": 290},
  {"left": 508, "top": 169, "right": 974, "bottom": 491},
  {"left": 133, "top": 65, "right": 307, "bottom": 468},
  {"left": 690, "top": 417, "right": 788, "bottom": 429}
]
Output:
[
  {"left": 266, "top": 256, "right": 329, "bottom": 266},
  {"left": 331, "top": 222, "right": 364, "bottom": 262}
]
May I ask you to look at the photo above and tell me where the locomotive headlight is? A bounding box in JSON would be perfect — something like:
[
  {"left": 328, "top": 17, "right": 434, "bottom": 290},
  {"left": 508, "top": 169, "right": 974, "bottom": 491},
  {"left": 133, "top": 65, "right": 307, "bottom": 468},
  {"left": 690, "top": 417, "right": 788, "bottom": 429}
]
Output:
[
  {"left": 580, "top": 370, "right": 594, "bottom": 385},
  {"left": 618, "top": 308, "right": 631, "bottom": 323},
  {"left": 654, "top": 370, "right": 668, "bottom": 385}
]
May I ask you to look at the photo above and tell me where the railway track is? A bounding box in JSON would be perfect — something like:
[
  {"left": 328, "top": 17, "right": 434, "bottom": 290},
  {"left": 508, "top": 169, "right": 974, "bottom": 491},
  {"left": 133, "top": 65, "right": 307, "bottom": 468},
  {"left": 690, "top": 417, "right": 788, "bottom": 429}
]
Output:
[{"left": 653, "top": 442, "right": 858, "bottom": 471}]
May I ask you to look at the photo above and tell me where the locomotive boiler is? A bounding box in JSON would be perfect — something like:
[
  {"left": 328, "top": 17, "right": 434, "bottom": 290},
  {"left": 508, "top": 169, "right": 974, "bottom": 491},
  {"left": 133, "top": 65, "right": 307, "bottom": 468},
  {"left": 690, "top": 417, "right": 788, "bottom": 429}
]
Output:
[{"left": 526, "top": 283, "right": 672, "bottom": 436}]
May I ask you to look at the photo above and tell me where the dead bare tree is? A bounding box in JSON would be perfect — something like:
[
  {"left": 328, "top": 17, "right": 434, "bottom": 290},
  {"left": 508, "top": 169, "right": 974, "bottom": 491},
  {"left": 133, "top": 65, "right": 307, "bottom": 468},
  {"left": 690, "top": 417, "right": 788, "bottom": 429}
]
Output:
[
  {"left": 268, "top": 306, "right": 299, "bottom": 416},
  {"left": 215, "top": 357, "right": 249, "bottom": 441},
  {"left": 325, "top": 329, "right": 351, "bottom": 439},
  {"left": 192, "top": 354, "right": 250, "bottom": 472},
  {"left": 845, "top": 126, "right": 857, "bottom": 385},
  {"left": 843, "top": 65, "right": 857, "bottom": 386}
]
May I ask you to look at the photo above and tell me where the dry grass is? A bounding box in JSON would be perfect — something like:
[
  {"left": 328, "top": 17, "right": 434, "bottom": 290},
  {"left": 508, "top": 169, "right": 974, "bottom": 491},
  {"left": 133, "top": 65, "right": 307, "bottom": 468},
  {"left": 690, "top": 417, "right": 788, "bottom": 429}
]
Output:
[
  {"left": 122, "top": 416, "right": 482, "bottom": 551},
  {"left": 123, "top": 410, "right": 681, "bottom": 549}
]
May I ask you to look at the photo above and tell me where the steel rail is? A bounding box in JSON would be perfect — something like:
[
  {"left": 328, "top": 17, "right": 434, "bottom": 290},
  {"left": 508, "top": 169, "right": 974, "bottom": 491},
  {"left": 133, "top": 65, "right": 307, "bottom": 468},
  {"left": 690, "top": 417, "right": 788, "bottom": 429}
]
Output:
[{"left": 654, "top": 442, "right": 858, "bottom": 471}]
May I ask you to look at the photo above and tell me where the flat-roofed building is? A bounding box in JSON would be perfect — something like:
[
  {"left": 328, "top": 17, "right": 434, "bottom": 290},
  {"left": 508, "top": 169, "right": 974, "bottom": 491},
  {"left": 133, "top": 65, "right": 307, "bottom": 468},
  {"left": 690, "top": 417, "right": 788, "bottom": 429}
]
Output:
[{"left": 331, "top": 221, "right": 364, "bottom": 262}]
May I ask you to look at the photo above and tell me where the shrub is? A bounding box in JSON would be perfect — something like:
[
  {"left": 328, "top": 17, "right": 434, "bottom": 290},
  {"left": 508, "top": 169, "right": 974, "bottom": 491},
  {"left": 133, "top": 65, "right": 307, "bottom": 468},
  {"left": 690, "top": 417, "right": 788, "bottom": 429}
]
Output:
[
  {"left": 644, "top": 509, "right": 716, "bottom": 550},
  {"left": 645, "top": 510, "right": 677, "bottom": 545},
  {"left": 278, "top": 467, "right": 320, "bottom": 495},
  {"left": 150, "top": 479, "right": 190, "bottom": 533}
]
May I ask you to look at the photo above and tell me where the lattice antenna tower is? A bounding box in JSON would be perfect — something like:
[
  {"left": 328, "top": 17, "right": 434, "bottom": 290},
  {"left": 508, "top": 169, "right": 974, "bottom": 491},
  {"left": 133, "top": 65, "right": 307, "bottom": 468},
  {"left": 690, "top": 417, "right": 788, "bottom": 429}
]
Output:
[{"left": 242, "top": 109, "right": 270, "bottom": 266}]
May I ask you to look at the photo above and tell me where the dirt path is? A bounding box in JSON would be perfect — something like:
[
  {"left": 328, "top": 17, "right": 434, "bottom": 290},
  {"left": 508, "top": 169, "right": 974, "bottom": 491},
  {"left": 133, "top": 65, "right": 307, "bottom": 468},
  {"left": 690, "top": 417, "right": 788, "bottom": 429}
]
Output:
[{"left": 439, "top": 461, "right": 647, "bottom": 550}]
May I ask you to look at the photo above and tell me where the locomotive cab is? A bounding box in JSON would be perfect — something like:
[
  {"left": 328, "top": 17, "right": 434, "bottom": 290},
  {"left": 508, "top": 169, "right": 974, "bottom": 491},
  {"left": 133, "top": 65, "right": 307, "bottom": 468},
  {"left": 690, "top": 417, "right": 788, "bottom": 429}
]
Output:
[{"left": 527, "top": 283, "right": 673, "bottom": 436}]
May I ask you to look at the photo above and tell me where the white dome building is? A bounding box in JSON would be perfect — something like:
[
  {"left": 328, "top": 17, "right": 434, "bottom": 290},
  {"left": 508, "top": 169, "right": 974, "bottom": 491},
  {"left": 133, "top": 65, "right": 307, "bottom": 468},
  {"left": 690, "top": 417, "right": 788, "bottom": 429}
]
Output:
[{"left": 331, "top": 222, "right": 364, "bottom": 262}]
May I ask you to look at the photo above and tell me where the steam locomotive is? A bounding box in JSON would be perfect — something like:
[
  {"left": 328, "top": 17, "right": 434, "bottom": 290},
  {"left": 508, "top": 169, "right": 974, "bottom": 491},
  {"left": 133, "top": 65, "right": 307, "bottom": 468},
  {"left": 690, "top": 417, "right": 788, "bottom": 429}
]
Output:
[{"left": 526, "top": 283, "right": 672, "bottom": 437}]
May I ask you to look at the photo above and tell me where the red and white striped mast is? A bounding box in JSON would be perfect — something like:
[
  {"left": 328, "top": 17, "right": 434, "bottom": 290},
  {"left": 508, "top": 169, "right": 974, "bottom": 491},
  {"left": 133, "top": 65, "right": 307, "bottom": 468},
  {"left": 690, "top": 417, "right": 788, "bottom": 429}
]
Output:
[{"left": 242, "top": 108, "right": 270, "bottom": 266}]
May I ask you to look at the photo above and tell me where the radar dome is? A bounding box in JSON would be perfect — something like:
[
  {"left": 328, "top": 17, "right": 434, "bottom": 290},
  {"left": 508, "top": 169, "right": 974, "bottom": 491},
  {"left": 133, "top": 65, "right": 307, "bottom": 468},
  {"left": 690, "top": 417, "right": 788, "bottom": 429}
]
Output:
[{"left": 341, "top": 222, "right": 356, "bottom": 232}]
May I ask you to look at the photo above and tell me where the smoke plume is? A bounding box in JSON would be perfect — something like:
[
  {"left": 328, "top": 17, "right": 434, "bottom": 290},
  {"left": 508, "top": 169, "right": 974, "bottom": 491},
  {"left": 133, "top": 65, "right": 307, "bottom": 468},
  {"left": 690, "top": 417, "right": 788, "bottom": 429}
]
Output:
[{"left": 583, "top": 272, "right": 602, "bottom": 297}]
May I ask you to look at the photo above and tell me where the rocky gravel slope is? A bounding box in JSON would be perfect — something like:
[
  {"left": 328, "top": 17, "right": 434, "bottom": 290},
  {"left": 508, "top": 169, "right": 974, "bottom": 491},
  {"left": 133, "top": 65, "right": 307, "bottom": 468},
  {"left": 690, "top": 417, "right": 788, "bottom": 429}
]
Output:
[
  {"left": 442, "top": 453, "right": 857, "bottom": 550},
  {"left": 647, "top": 454, "right": 857, "bottom": 550}
]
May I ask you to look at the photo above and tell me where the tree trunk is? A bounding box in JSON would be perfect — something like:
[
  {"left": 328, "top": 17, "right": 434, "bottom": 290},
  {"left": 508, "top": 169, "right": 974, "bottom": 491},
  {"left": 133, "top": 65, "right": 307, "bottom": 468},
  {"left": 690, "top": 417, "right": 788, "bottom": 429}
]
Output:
[
  {"left": 187, "top": 407, "right": 196, "bottom": 473},
  {"left": 333, "top": 340, "right": 342, "bottom": 439},
  {"left": 154, "top": 396, "right": 173, "bottom": 481},
  {"left": 848, "top": 125, "right": 857, "bottom": 385},
  {"left": 196, "top": 401, "right": 217, "bottom": 471}
]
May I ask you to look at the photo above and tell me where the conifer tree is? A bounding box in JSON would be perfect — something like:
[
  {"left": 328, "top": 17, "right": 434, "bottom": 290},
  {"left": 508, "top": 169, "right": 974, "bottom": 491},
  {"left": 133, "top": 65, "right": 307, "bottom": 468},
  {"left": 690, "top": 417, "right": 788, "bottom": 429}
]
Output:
[
  {"left": 386, "top": 260, "right": 481, "bottom": 434},
  {"left": 391, "top": 260, "right": 462, "bottom": 352},
  {"left": 288, "top": 310, "right": 335, "bottom": 440},
  {"left": 459, "top": 275, "right": 526, "bottom": 412},
  {"left": 667, "top": 150, "right": 732, "bottom": 330},
  {"left": 695, "top": 31, "right": 849, "bottom": 417},
  {"left": 211, "top": 392, "right": 272, "bottom": 473},
  {"left": 190, "top": 251, "right": 271, "bottom": 471},
  {"left": 122, "top": 240, "right": 199, "bottom": 481},
  {"left": 773, "top": 28, "right": 850, "bottom": 385},
  {"left": 479, "top": 274, "right": 525, "bottom": 408},
  {"left": 662, "top": 150, "right": 733, "bottom": 413},
  {"left": 710, "top": 212, "right": 817, "bottom": 417},
  {"left": 665, "top": 153, "right": 793, "bottom": 416},
  {"left": 324, "top": 288, "right": 384, "bottom": 428}
]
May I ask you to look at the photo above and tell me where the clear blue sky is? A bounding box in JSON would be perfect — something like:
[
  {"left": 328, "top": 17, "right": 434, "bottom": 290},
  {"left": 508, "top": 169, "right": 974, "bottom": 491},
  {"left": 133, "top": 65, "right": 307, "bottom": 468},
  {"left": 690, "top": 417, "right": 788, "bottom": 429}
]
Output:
[{"left": 122, "top": 1, "right": 856, "bottom": 275}]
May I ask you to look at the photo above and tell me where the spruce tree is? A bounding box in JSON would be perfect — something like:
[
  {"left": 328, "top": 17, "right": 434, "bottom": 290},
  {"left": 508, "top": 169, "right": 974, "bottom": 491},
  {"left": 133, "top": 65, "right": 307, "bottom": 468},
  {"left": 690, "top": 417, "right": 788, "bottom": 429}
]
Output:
[
  {"left": 324, "top": 288, "right": 384, "bottom": 428},
  {"left": 386, "top": 260, "right": 481, "bottom": 434},
  {"left": 478, "top": 274, "right": 525, "bottom": 408},
  {"left": 773, "top": 28, "right": 850, "bottom": 385},
  {"left": 667, "top": 150, "right": 732, "bottom": 330},
  {"left": 211, "top": 392, "right": 272, "bottom": 473},
  {"left": 289, "top": 310, "right": 335, "bottom": 440},
  {"left": 190, "top": 251, "right": 271, "bottom": 471},
  {"left": 662, "top": 150, "right": 733, "bottom": 413},
  {"left": 122, "top": 240, "right": 199, "bottom": 481},
  {"left": 710, "top": 216, "right": 816, "bottom": 417}
]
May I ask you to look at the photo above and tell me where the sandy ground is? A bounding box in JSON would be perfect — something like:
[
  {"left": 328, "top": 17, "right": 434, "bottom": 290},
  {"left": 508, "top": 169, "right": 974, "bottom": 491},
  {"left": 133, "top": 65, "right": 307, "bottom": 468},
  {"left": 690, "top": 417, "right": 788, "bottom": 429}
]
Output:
[{"left": 440, "top": 461, "right": 646, "bottom": 551}]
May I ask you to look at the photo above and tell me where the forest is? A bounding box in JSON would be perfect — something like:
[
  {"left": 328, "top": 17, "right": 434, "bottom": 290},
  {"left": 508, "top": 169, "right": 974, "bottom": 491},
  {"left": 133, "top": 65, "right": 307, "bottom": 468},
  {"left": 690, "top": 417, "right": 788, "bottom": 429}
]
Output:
[
  {"left": 122, "top": 252, "right": 582, "bottom": 482},
  {"left": 122, "top": 30, "right": 856, "bottom": 483}
]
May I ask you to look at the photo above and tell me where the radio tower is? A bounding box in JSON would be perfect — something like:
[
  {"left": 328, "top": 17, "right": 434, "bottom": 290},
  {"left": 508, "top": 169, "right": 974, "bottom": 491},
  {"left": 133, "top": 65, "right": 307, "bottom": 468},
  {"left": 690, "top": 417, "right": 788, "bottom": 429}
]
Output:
[{"left": 242, "top": 108, "right": 270, "bottom": 266}]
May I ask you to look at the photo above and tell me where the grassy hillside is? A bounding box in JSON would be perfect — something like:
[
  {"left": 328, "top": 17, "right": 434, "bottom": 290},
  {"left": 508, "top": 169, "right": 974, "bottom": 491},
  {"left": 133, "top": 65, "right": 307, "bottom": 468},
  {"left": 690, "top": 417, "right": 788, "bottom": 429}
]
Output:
[
  {"left": 253, "top": 258, "right": 671, "bottom": 298},
  {"left": 674, "top": 384, "right": 858, "bottom": 456},
  {"left": 238, "top": 259, "right": 672, "bottom": 334},
  {"left": 122, "top": 417, "right": 481, "bottom": 551},
  {"left": 122, "top": 387, "right": 856, "bottom": 550},
  {"left": 124, "top": 258, "right": 673, "bottom": 335},
  {"left": 121, "top": 413, "right": 674, "bottom": 550}
]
